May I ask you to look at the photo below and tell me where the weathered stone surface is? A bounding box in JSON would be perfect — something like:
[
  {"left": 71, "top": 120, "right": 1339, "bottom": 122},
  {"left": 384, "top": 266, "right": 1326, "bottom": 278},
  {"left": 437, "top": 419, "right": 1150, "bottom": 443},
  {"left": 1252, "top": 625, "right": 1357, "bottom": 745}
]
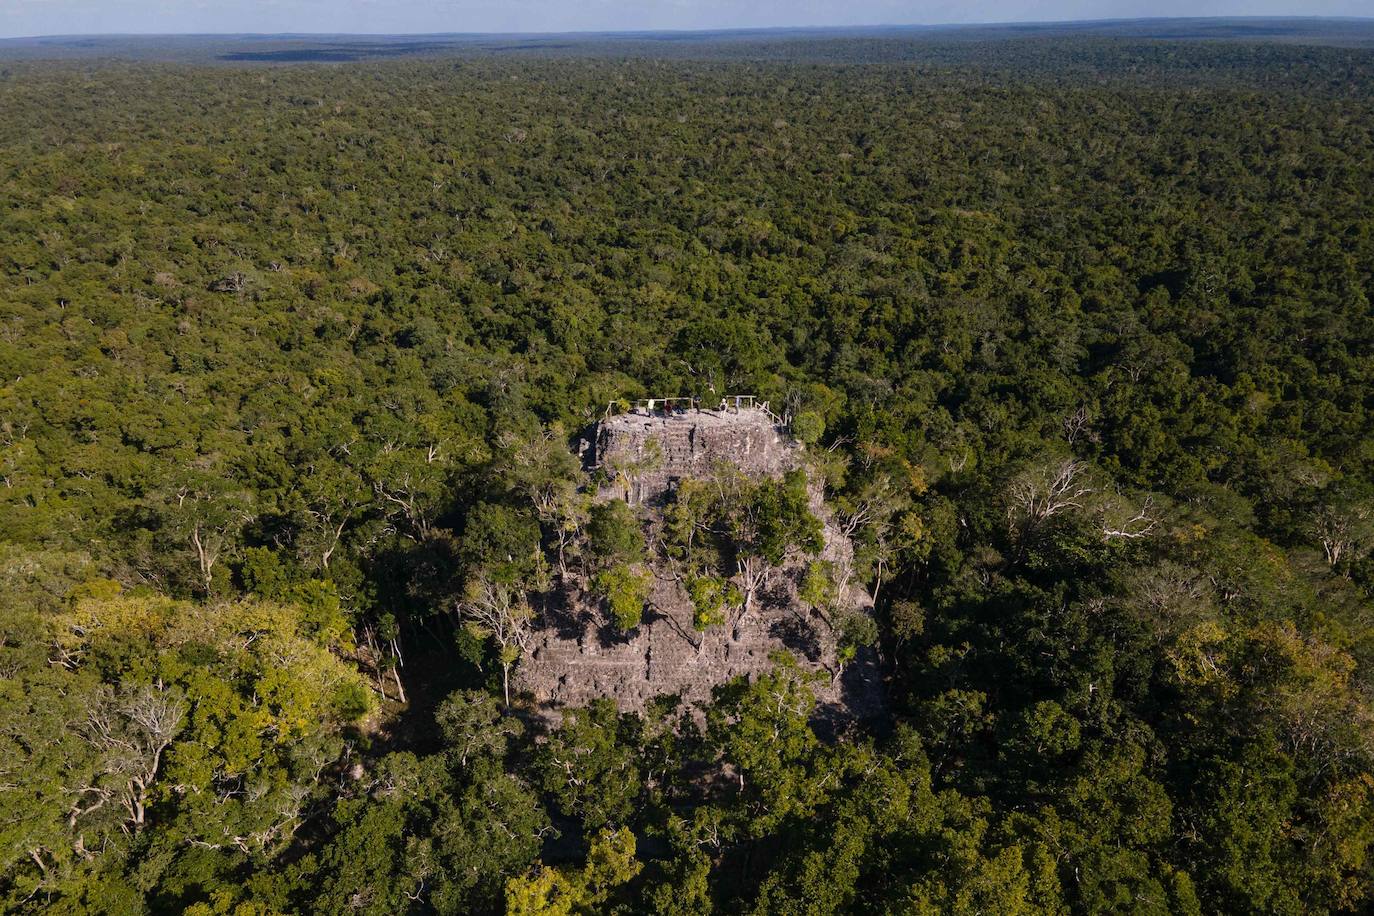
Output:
[
  {"left": 589, "top": 407, "right": 795, "bottom": 506},
  {"left": 520, "top": 406, "right": 884, "bottom": 726}
]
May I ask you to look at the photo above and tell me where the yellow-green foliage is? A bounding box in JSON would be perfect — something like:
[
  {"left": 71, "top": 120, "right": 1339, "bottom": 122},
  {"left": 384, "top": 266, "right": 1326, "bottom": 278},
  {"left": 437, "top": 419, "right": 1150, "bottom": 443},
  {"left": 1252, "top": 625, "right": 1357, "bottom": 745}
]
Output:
[
  {"left": 2, "top": 589, "right": 374, "bottom": 898},
  {"left": 686, "top": 574, "right": 738, "bottom": 632},
  {"left": 506, "top": 828, "right": 642, "bottom": 915},
  {"left": 593, "top": 564, "right": 653, "bottom": 631},
  {"left": 53, "top": 593, "right": 369, "bottom": 740}
]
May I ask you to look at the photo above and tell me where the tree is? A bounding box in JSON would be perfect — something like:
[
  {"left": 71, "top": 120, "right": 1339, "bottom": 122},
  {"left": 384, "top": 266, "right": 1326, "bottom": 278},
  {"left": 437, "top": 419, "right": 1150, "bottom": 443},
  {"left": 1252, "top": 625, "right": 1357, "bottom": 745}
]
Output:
[
  {"left": 832, "top": 450, "right": 925, "bottom": 602},
  {"left": 462, "top": 502, "right": 545, "bottom": 587},
  {"left": 458, "top": 573, "right": 537, "bottom": 707},
  {"left": 586, "top": 500, "right": 644, "bottom": 569},
  {"left": 833, "top": 611, "right": 878, "bottom": 685},
  {"left": 435, "top": 689, "right": 522, "bottom": 775},
  {"left": 290, "top": 451, "right": 371, "bottom": 572},
  {"left": 723, "top": 469, "right": 823, "bottom": 626},
  {"left": 374, "top": 611, "right": 407, "bottom": 704},
  {"left": 790, "top": 411, "right": 824, "bottom": 446},
  {"left": 1006, "top": 457, "right": 1095, "bottom": 544},
  {"left": 593, "top": 563, "right": 653, "bottom": 632},
  {"left": 707, "top": 654, "right": 826, "bottom": 836},
  {"left": 605, "top": 437, "right": 662, "bottom": 504},
  {"left": 1311, "top": 491, "right": 1374, "bottom": 569},
  {"left": 429, "top": 772, "right": 550, "bottom": 912},
  {"left": 685, "top": 574, "right": 739, "bottom": 653},
  {"left": 536, "top": 700, "right": 641, "bottom": 832},
  {"left": 1006, "top": 455, "right": 1159, "bottom": 553},
  {"left": 75, "top": 682, "right": 187, "bottom": 831},
  {"left": 647, "top": 814, "right": 715, "bottom": 915},
  {"left": 494, "top": 423, "right": 590, "bottom": 580},
  {"left": 798, "top": 560, "right": 835, "bottom": 615},
  {"left": 153, "top": 473, "right": 255, "bottom": 596},
  {"left": 2, "top": 590, "right": 373, "bottom": 904},
  {"left": 505, "top": 827, "right": 642, "bottom": 916}
]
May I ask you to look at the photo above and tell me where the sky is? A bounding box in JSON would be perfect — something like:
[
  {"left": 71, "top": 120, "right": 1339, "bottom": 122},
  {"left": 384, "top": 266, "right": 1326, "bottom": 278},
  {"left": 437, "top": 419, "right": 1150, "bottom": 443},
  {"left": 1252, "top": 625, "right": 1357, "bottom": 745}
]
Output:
[{"left": 0, "top": 0, "right": 1370, "bottom": 40}]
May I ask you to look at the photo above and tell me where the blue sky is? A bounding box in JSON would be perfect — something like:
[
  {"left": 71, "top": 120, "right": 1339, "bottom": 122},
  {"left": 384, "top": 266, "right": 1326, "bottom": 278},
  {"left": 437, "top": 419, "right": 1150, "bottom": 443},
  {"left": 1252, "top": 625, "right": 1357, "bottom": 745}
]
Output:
[{"left": 1, "top": 0, "right": 1369, "bottom": 40}]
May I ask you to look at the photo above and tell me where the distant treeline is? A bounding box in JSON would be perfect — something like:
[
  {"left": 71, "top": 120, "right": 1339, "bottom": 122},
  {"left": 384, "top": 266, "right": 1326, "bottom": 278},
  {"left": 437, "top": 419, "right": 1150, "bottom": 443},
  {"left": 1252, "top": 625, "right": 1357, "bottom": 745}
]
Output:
[{"left": 3, "top": 18, "right": 1374, "bottom": 67}]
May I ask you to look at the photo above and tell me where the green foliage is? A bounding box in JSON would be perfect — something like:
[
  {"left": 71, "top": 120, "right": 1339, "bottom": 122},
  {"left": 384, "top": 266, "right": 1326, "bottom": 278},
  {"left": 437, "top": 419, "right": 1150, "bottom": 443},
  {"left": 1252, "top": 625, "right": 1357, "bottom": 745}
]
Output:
[
  {"left": 790, "top": 410, "right": 824, "bottom": 446},
  {"left": 240, "top": 546, "right": 292, "bottom": 599},
  {"left": 586, "top": 500, "right": 644, "bottom": 567},
  {"left": 748, "top": 470, "right": 824, "bottom": 567},
  {"left": 435, "top": 689, "right": 523, "bottom": 776},
  {"left": 296, "top": 749, "right": 547, "bottom": 916},
  {"left": 505, "top": 827, "right": 642, "bottom": 916},
  {"left": 463, "top": 502, "right": 544, "bottom": 585},
  {"left": 798, "top": 560, "right": 834, "bottom": 611},
  {"left": 1005, "top": 700, "right": 1082, "bottom": 760},
  {"left": 835, "top": 610, "right": 879, "bottom": 670},
  {"left": 0, "top": 592, "right": 372, "bottom": 908},
  {"left": 664, "top": 468, "right": 824, "bottom": 618},
  {"left": 686, "top": 574, "right": 738, "bottom": 633},
  {"left": 2, "top": 37, "right": 1374, "bottom": 914},
  {"left": 593, "top": 563, "right": 653, "bottom": 631},
  {"left": 537, "top": 700, "right": 640, "bottom": 831},
  {"left": 707, "top": 654, "right": 827, "bottom": 837}
]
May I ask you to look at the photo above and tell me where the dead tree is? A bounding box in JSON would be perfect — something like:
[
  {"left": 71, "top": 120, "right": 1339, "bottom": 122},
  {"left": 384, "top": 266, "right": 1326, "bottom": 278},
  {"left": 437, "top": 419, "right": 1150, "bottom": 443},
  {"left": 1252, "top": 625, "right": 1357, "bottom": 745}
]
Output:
[
  {"left": 1006, "top": 457, "right": 1094, "bottom": 542},
  {"left": 1008, "top": 457, "right": 1160, "bottom": 550},
  {"left": 74, "top": 683, "right": 186, "bottom": 832},
  {"left": 1100, "top": 493, "right": 1159, "bottom": 541}
]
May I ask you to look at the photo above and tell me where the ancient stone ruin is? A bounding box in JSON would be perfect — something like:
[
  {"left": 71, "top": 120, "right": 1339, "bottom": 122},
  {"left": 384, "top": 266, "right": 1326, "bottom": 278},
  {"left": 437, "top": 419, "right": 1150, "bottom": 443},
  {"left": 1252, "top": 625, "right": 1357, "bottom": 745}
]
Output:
[
  {"left": 518, "top": 398, "right": 884, "bottom": 727},
  {"left": 588, "top": 396, "right": 791, "bottom": 506}
]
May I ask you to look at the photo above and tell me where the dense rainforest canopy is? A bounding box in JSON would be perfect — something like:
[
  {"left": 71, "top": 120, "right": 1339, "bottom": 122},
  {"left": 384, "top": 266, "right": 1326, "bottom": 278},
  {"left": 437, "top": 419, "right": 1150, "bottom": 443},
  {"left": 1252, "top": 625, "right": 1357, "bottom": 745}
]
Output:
[{"left": 3, "top": 32, "right": 1374, "bottom": 914}]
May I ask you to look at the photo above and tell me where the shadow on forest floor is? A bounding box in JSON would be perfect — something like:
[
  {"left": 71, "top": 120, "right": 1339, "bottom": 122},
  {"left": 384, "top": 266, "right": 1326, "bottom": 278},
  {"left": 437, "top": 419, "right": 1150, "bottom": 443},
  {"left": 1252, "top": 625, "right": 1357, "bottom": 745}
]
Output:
[{"left": 366, "top": 627, "right": 481, "bottom": 757}]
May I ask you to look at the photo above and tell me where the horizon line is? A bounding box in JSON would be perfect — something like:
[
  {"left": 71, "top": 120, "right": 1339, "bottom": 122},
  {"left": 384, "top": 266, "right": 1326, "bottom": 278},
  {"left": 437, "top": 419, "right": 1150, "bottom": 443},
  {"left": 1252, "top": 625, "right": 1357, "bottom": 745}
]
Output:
[{"left": 6, "top": 15, "right": 1374, "bottom": 44}]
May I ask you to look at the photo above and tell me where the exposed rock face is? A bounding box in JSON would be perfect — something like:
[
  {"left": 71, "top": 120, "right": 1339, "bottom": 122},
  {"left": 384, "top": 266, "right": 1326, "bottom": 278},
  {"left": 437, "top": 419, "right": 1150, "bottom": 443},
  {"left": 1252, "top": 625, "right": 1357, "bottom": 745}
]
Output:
[
  {"left": 589, "top": 407, "right": 795, "bottom": 506},
  {"left": 519, "top": 406, "right": 884, "bottom": 726}
]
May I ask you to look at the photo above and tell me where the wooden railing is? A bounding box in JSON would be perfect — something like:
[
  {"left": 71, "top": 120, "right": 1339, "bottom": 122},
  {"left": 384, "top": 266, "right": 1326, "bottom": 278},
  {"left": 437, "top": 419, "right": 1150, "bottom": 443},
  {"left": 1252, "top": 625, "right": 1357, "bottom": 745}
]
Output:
[{"left": 606, "top": 395, "right": 787, "bottom": 427}]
